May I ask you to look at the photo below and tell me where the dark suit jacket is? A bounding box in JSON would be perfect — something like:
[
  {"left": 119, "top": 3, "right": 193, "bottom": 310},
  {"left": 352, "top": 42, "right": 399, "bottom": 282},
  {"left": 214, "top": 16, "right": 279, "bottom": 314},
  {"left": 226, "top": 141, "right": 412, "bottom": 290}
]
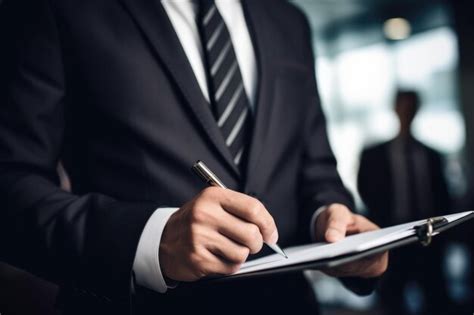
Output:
[
  {"left": 358, "top": 138, "right": 450, "bottom": 228},
  {"left": 0, "top": 0, "right": 357, "bottom": 313}
]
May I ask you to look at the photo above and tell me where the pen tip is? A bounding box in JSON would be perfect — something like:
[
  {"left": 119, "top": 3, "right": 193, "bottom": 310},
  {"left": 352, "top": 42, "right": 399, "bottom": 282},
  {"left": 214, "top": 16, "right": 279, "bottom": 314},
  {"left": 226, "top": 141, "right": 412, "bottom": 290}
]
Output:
[{"left": 279, "top": 248, "right": 288, "bottom": 259}]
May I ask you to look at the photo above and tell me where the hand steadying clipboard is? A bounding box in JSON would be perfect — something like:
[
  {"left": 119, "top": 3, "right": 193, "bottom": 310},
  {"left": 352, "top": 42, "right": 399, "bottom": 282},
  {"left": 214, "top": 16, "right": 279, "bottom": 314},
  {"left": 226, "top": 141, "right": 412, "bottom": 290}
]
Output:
[{"left": 209, "top": 210, "right": 474, "bottom": 282}]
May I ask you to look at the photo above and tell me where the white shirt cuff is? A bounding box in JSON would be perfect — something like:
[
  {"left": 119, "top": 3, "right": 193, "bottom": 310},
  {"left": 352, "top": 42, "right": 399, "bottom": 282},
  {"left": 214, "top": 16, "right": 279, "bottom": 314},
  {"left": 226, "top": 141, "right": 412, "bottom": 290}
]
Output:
[
  {"left": 310, "top": 206, "right": 328, "bottom": 242},
  {"left": 133, "top": 207, "right": 180, "bottom": 293}
]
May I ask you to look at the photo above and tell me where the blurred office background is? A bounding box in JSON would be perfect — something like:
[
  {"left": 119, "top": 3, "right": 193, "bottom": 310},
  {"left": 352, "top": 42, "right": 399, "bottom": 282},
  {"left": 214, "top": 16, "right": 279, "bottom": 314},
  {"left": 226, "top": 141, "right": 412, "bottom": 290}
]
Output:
[
  {"left": 291, "top": 0, "right": 474, "bottom": 314},
  {"left": 1, "top": 0, "right": 474, "bottom": 314}
]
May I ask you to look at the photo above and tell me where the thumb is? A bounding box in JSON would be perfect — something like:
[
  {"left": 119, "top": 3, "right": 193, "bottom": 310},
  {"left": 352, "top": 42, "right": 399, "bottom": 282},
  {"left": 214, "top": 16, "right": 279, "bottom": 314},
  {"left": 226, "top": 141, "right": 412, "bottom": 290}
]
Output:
[{"left": 324, "top": 207, "right": 353, "bottom": 242}]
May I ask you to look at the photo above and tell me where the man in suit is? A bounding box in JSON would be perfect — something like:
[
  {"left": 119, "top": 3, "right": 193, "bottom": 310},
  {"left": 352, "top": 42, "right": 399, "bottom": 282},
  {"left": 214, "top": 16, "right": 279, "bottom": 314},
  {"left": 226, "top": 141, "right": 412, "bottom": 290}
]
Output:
[
  {"left": 358, "top": 90, "right": 450, "bottom": 315},
  {"left": 0, "top": 0, "right": 387, "bottom": 314}
]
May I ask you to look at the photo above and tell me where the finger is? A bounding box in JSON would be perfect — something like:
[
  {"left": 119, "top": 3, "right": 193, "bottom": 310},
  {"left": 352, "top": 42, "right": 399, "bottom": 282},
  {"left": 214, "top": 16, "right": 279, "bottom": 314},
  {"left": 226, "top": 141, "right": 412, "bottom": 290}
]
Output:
[
  {"left": 206, "top": 232, "right": 250, "bottom": 264},
  {"left": 214, "top": 211, "right": 263, "bottom": 254},
  {"left": 215, "top": 210, "right": 264, "bottom": 254},
  {"left": 323, "top": 257, "right": 371, "bottom": 277},
  {"left": 325, "top": 205, "right": 355, "bottom": 242},
  {"left": 352, "top": 214, "right": 379, "bottom": 233},
  {"left": 218, "top": 189, "right": 278, "bottom": 244},
  {"left": 346, "top": 252, "right": 388, "bottom": 278},
  {"left": 323, "top": 252, "right": 388, "bottom": 278},
  {"left": 346, "top": 215, "right": 380, "bottom": 235},
  {"left": 360, "top": 252, "right": 389, "bottom": 278},
  {"left": 199, "top": 248, "right": 242, "bottom": 276}
]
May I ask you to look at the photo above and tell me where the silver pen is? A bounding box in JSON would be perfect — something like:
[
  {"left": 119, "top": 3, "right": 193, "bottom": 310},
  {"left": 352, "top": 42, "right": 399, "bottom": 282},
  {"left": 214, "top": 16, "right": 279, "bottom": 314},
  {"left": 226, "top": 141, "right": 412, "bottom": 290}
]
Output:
[{"left": 192, "top": 160, "right": 288, "bottom": 259}]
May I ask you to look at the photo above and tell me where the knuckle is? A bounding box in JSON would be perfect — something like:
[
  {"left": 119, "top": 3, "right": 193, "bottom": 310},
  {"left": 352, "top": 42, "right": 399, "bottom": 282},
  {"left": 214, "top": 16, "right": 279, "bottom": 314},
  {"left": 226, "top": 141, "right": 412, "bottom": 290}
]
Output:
[
  {"left": 244, "top": 225, "right": 263, "bottom": 254},
  {"left": 248, "top": 224, "right": 261, "bottom": 240},
  {"left": 238, "top": 247, "right": 250, "bottom": 262},
  {"left": 189, "top": 223, "right": 201, "bottom": 240},
  {"left": 196, "top": 264, "right": 210, "bottom": 277},
  {"left": 227, "top": 263, "right": 241, "bottom": 274},
  {"left": 219, "top": 262, "right": 241, "bottom": 275},
  {"left": 191, "top": 250, "right": 212, "bottom": 276},
  {"left": 327, "top": 217, "right": 340, "bottom": 227},
  {"left": 188, "top": 251, "right": 203, "bottom": 267},
  {"left": 247, "top": 200, "right": 263, "bottom": 219},
  {"left": 249, "top": 239, "right": 264, "bottom": 254},
  {"left": 330, "top": 204, "right": 348, "bottom": 216},
  {"left": 202, "top": 186, "right": 222, "bottom": 200},
  {"left": 232, "top": 246, "right": 249, "bottom": 262},
  {"left": 261, "top": 216, "right": 275, "bottom": 233},
  {"left": 190, "top": 206, "right": 207, "bottom": 223}
]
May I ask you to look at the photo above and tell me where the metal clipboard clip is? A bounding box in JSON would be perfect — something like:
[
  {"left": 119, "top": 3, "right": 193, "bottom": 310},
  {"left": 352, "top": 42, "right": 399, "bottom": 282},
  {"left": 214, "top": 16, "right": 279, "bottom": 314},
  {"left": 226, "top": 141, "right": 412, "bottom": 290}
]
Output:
[{"left": 414, "top": 216, "right": 449, "bottom": 246}]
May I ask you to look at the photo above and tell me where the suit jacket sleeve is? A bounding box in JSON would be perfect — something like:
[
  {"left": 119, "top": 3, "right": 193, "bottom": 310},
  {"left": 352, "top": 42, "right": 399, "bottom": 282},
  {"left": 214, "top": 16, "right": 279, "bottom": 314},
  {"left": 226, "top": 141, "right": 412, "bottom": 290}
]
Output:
[
  {"left": 295, "top": 10, "right": 377, "bottom": 296},
  {"left": 0, "top": 0, "right": 157, "bottom": 309},
  {"left": 297, "top": 12, "right": 355, "bottom": 234}
]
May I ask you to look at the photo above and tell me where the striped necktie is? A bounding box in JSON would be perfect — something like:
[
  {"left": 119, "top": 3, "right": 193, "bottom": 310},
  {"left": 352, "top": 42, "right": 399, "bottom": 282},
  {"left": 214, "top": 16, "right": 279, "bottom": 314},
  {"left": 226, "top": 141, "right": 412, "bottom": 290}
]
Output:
[{"left": 197, "top": 0, "right": 253, "bottom": 170}]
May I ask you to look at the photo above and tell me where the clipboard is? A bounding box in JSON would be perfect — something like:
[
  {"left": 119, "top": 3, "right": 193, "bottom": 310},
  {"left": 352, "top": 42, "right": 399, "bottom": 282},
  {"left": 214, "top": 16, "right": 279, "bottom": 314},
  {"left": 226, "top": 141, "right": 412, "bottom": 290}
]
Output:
[{"left": 208, "top": 210, "right": 474, "bottom": 283}]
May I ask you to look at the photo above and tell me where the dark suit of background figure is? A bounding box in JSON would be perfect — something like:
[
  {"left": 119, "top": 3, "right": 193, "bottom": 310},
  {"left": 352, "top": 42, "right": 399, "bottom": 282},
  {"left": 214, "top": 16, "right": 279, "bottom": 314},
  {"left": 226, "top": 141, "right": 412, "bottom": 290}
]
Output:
[
  {"left": 358, "top": 91, "right": 451, "bottom": 315},
  {"left": 0, "top": 0, "right": 372, "bottom": 314}
]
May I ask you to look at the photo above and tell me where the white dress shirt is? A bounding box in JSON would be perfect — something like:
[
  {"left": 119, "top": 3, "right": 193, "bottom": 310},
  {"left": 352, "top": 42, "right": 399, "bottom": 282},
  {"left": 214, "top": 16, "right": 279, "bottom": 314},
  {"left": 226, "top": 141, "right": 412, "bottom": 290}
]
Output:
[{"left": 133, "top": 0, "right": 326, "bottom": 294}]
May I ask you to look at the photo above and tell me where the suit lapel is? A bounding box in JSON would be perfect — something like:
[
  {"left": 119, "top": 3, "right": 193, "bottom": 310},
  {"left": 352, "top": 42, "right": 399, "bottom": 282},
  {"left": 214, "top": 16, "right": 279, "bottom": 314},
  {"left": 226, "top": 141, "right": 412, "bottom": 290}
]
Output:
[
  {"left": 242, "top": 0, "right": 276, "bottom": 187},
  {"left": 119, "top": 0, "right": 240, "bottom": 176}
]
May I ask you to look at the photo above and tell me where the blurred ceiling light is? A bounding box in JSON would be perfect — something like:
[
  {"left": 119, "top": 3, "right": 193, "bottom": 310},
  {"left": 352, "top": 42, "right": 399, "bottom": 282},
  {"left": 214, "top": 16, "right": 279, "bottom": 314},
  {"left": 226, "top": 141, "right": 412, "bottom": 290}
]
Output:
[{"left": 383, "top": 18, "right": 412, "bottom": 40}]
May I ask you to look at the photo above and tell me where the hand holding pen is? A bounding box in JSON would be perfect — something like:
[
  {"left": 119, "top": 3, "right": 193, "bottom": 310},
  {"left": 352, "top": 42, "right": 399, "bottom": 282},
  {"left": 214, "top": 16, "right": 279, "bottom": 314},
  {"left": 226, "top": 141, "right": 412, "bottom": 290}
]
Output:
[
  {"left": 159, "top": 161, "right": 286, "bottom": 282},
  {"left": 192, "top": 160, "right": 287, "bottom": 258}
]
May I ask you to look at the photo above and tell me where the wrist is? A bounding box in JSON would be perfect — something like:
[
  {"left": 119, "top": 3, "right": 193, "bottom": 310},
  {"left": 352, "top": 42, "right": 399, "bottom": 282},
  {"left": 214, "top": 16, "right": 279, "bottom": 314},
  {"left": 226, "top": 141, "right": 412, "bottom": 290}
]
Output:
[
  {"left": 311, "top": 206, "right": 328, "bottom": 241},
  {"left": 132, "top": 207, "right": 179, "bottom": 293},
  {"left": 159, "top": 210, "right": 182, "bottom": 281}
]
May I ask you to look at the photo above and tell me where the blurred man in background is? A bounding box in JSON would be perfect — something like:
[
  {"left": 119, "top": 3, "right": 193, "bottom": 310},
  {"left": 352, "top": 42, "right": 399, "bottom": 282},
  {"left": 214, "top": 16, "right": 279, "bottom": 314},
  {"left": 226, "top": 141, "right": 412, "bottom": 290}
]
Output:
[{"left": 358, "top": 90, "right": 451, "bottom": 315}]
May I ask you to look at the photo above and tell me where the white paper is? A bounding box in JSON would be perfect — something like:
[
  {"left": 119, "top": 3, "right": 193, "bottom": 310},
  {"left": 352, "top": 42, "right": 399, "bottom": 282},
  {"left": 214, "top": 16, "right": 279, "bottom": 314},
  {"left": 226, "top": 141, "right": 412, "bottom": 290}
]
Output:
[{"left": 235, "top": 211, "right": 473, "bottom": 275}]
